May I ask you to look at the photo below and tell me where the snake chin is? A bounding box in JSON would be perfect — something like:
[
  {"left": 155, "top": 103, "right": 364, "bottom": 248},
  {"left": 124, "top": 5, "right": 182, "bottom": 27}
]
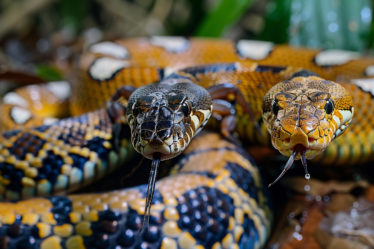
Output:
[
  {"left": 277, "top": 140, "right": 326, "bottom": 160},
  {"left": 142, "top": 142, "right": 182, "bottom": 161},
  {"left": 272, "top": 128, "right": 330, "bottom": 160}
]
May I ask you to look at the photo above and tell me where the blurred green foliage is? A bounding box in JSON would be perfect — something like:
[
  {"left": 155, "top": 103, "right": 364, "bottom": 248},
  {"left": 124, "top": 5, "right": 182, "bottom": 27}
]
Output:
[
  {"left": 36, "top": 65, "right": 63, "bottom": 81},
  {"left": 259, "top": 0, "right": 373, "bottom": 51},
  {"left": 58, "top": 0, "right": 90, "bottom": 32},
  {"left": 2, "top": 0, "right": 374, "bottom": 52},
  {"left": 195, "top": 0, "right": 255, "bottom": 37}
]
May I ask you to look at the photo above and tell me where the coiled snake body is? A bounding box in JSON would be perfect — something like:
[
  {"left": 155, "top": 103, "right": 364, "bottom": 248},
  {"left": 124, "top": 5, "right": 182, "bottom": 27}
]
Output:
[{"left": 0, "top": 37, "right": 373, "bottom": 248}]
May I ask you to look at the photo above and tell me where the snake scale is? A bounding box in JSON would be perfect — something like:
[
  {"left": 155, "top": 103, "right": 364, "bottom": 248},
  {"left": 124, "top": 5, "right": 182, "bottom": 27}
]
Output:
[{"left": 0, "top": 37, "right": 373, "bottom": 249}]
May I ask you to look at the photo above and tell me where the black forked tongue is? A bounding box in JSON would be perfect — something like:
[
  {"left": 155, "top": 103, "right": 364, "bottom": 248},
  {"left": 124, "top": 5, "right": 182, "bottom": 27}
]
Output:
[
  {"left": 268, "top": 149, "right": 310, "bottom": 188},
  {"left": 140, "top": 153, "right": 161, "bottom": 232}
]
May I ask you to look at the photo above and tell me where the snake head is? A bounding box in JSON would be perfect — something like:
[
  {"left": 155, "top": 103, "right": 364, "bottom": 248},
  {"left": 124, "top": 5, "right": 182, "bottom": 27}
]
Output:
[
  {"left": 262, "top": 75, "right": 354, "bottom": 160},
  {"left": 126, "top": 80, "right": 212, "bottom": 160}
]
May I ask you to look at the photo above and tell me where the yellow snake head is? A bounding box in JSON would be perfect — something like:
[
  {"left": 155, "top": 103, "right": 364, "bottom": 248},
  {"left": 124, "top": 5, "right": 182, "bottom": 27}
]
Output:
[
  {"left": 262, "top": 75, "right": 354, "bottom": 161},
  {"left": 126, "top": 79, "right": 212, "bottom": 161}
]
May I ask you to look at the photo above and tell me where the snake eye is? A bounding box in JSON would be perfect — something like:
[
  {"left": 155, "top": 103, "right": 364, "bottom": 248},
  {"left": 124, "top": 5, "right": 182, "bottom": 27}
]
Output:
[
  {"left": 181, "top": 101, "right": 191, "bottom": 116},
  {"left": 324, "top": 99, "right": 334, "bottom": 114},
  {"left": 272, "top": 100, "right": 280, "bottom": 116}
]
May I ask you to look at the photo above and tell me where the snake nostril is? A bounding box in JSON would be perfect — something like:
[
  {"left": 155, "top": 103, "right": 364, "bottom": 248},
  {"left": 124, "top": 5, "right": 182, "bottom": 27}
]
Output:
[
  {"left": 308, "top": 137, "right": 315, "bottom": 143},
  {"left": 285, "top": 138, "right": 290, "bottom": 143}
]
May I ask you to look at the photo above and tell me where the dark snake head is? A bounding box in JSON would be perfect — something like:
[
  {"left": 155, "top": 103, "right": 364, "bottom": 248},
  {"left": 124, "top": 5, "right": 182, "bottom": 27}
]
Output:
[{"left": 126, "top": 80, "right": 212, "bottom": 160}]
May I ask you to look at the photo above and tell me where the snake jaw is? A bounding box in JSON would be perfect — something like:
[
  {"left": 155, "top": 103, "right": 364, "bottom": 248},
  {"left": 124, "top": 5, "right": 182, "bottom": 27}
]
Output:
[
  {"left": 275, "top": 127, "right": 328, "bottom": 160},
  {"left": 142, "top": 141, "right": 182, "bottom": 161}
]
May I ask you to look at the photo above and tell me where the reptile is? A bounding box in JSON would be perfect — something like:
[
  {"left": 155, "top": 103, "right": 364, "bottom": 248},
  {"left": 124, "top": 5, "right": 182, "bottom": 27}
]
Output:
[{"left": 0, "top": 37, "right": 373, "bottom": 249}]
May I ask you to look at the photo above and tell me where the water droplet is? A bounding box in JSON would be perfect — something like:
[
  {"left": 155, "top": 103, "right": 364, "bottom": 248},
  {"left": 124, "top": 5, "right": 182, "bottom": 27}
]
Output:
[
  {"left": 292, "top": 232, "right": 303, "bottom": 241},
  {"left": 304, "top": 185, "right": 310, "bottom": 192},
  {"left": 305, "top": 173, "right": 310, "bottom": 180}
]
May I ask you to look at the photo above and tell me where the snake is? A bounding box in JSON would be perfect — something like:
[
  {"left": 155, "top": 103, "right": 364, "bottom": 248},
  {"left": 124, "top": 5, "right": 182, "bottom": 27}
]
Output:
[{"left": 0, "top": 37, "right": 373, "bottom": 249}]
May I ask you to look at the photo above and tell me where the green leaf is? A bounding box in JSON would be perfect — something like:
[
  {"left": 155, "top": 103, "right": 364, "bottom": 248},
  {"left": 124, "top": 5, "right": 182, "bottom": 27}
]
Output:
[
  {"left": 59, "top": 0, "right": 90, "bottom": 32},
  {"left": 195, "top": 0, "right": 255, "bottom": 37},
  {"left": 259, "top": 0, "right": 372, "bottom": 51},
  {"left": 36, "top": 65, "right": 63, "bottom": 81},
  {"left": 257, "top": 0, "right": 292, "bottom": 44}
]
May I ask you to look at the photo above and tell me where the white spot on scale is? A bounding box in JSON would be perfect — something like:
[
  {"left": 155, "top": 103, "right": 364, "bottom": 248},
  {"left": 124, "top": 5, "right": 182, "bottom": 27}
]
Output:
[
  {"left": 150, "top": 36, "right": 189, "bottom": 53},
  {"left": 164, "top": 67, "right": 179, "bottom": 76},
  {"left": 339, "top": 110, "right": 353, "bottom": 127},
  {"left": 332, "top": 115, "right": 341, "bottom": 128},
  {"left": 190, "top": 115, "right": 200, "bottom": 131},
  {"left": 10, "top": 106, "right": 32, "bottom": 124},
  {"left": 236, "top": 40, "right": 274, "bottom": 60},
  {"left": 160, "top": 78, "right": 181, "bottom": 85},
  {"left": 90, "top": 41, "right": 129, "bottom": 59},
  {"left": 351, "top": 78, "right": 374, "bottom": 96},
  {"left": 314, "top": 50, "right": 359, "bottom": 66},
  {"left": 69, "top": 168, "right": 83, "bottom": 186},
  {"left": 199, "top": 108, "right": 212, "bottom": 125},
  {"left": 365, "top": 65, "right": 374, "bottom": 76},
  {"left": 89, "top": 57, "right": 130, "bottom": 81},
  {"left": 83, "top": 161, "right": 95, "bottom": 179},
  {"left": 43, "top": 117, "right": 58, "bottom": 125},
  {"left": 46, "top": 81, "right": 71, "bottom": 100},
  {"left": 3, "top": 92, "right": 28, "bottom": 107}
]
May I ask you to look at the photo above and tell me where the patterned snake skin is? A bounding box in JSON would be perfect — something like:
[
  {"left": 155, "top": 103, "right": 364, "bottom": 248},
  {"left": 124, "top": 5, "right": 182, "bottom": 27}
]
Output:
[{"left": 0, "top": 37, "right": 373, "bottom": 248}]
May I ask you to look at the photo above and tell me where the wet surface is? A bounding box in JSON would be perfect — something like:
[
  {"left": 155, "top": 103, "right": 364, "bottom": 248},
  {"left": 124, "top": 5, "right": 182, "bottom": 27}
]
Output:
[{"left": 266, "top": 174, "right": 374, "bottom": 249}]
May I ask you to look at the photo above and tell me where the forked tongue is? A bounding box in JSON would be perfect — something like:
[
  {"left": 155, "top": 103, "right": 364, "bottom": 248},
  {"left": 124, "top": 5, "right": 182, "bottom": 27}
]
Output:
[
  {"left": 268, "top": 149, "right": 310, "bottom": 187},
  {"left": 140, "top": 153, "right": 161, "bottom": 232}
]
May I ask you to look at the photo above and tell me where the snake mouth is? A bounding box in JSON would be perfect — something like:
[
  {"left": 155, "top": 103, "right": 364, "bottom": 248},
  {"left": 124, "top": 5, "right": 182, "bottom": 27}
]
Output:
[
  {"left": 268, "top": 143, "right": 311, "bottom": 187},
  {"left": 142, "top": 142, "right": 176, "bottom": 161},
  {"left": 277, "top": 135, "right": 325, "bottom": 160}
]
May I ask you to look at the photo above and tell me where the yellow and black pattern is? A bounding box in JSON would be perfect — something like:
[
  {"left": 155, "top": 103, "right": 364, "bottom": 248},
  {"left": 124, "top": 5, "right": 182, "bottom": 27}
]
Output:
[
  {"left": 0, "top": 108, "right": 132, "bottom": 200},
  {"left": 1, "top": 37, "right": 374, "bottom": 249},
  {"left": 0, "top": 132, "right": 270, "bottom": 249}
]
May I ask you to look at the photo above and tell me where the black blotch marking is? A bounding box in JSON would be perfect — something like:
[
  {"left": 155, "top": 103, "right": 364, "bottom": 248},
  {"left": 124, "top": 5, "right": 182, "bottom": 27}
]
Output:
[
  {"left": 33, "top": 125, "right": 50, "bottom": 133},
  {"left": 176, "top": 186, "right": 234, "bottom": 248},
  {"left": 289, "top": 70, "right": 319, "bottom": 79},
  {"left": 85, "top": 137, "right": 111, "bottom": 162},
  {"left": 9, "top": 133, "right": 46, "bottom": 160},
  {"left": 255, "top": 65, "right": 287, "bottom": 73},
  {"left": 225, "top": 163, "right": 259, "bottom": 202},
  {"left": 0, "top": 163, "right": 24, "bottom": 192},
  {"left": 0, "top": 219, "right": 39, "bottom": 248},
  {"left": 37, "top": 152, "right": 64, "bottom": 184},
  {"left": 47, "top": 196, "right": 72, "bottom": 224},
  {"left": 2, "top": 129, "right": 21, "bottom": 139},
  {"left": 169, "top": 63, "right": 238, "bottom": 80},
  {"left": 239, "top": 215, "right": 260, "bottom": 248},
  {"left": 68, "top": 153, "right": 88, "bottom": 171}
]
